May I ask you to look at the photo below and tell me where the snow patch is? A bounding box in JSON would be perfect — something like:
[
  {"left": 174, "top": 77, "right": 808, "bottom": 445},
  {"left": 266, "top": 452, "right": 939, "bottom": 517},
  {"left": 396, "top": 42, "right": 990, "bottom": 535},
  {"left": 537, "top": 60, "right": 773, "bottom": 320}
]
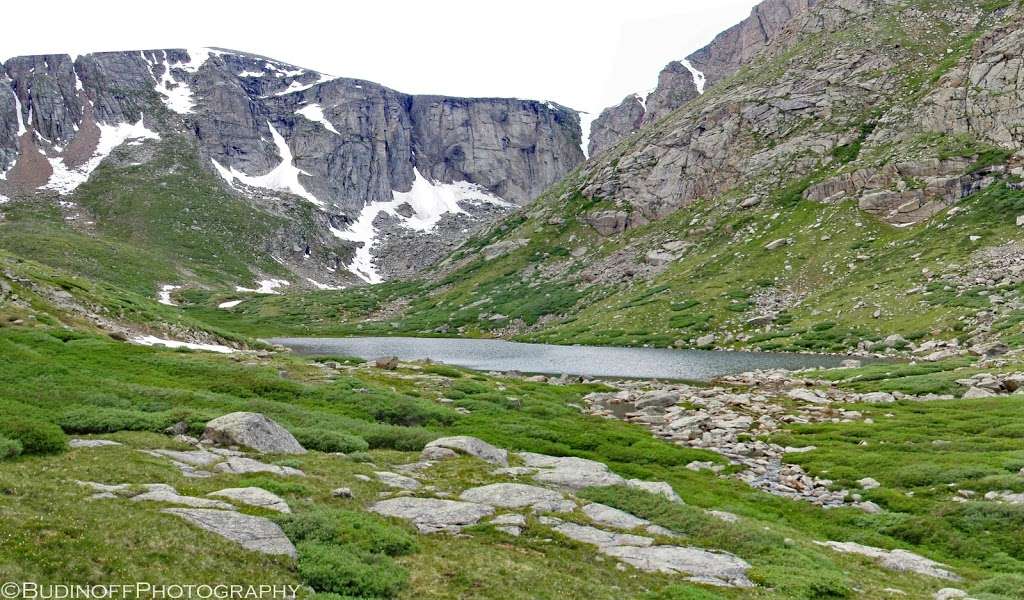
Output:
[
  {"left": 681, "top": 59, "right": 706, "bottom": 94},
  {"left": 332, "top": 169, "right": 509, "bottom": 284},
  {"left": 577, "top": 110, "right": 596, "bottom": 158},
  {"left": 218, "top": 299, "right": 244, "bottom": 309},
  {"left": 157, "top": 284, "right": 181, "bottom": 306},
  {"left": 295, "top": 103, "right": 340, "bottom": 135},
  {"left": 238, "top": 70, "right": 265, "bottom": 77},
  {"left": 131, "top": 335, "right": 235, "bottom": 354},
  {"left": 0, "top": 194, "right": 9, "bottom": 205},
  {"left": 42, "top": 117, "right": 161, "bottom": 194},
  {"left": 634, "top": 93, "right": 647, "bottom": 111},
  {"left": 235, "top": 278, "right": 290, "bottom": 294},
  {"left": 211, "top": 121, "right": 323, "bottom": 206},
  {"left": 142, "top": 49, "right": 208, "bottom": 114},
  {"left": 13, "top": 92, "right": 27, "bottom": 137},
  {"left": 273, "top": 73, "right": 334, "bottom": 96}
]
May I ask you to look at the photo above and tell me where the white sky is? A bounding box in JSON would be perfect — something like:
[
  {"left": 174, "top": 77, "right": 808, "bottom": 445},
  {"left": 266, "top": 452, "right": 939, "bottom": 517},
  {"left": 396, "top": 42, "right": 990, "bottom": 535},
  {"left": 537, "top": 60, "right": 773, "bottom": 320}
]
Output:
[{"left": 0, "top": 0, "right": 760, "bottom": 117}]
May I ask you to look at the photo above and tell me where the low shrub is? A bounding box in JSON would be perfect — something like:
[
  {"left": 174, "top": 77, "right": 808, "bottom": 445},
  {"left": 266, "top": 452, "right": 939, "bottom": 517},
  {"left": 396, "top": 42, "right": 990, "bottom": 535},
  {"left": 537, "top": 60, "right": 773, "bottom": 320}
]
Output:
[
  {"left": 277, "top": 508, "right": 417, "bottom": 557},
  {"left": 57, "top": 406, "right": 171, "bottom": 434},
  {"left": 292, "top": 428, "right": 369, "bottom": 453},
  {"left": 296, "top": 542, "right": 407, "bottom": 598},
  {"left": 0, "top": 417, "right": 66, "bottom": 454},
  {"left": 422, "top": 364, "right": 463, "bottom": 378},
  {"left": 236, "top": 477, "right": 310, "bottom": 496},
  {"left": 0, "top": 435, "right": 23, "bottom": 459},
  {"left": 360, "top": 425, "right": 436, "bottom": 451}
]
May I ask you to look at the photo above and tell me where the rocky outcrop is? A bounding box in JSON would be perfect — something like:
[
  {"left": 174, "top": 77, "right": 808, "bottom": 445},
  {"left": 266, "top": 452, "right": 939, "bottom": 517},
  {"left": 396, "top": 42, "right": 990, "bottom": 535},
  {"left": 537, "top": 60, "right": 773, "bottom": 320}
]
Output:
[
  {"left": 587, "top": 0, "right": 814, "bottom": 156},
  {"left": 0, "top": 48, "right": 583, "bottom": 284},
  {"left": 588, "top": 95, "right": 645, "bottom": 157}
]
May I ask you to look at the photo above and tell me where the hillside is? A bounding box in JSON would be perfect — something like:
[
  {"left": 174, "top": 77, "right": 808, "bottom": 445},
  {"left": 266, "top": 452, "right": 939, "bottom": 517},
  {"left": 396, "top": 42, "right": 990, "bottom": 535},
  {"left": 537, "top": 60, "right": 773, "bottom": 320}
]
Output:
[{"left": 213, "top": 0, "right": 1024, "bottom": 362}]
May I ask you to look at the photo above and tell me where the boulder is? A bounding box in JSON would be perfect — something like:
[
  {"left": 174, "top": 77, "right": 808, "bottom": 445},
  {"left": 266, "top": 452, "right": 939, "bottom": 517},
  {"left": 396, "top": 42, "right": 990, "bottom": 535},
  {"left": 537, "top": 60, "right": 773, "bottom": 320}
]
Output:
[
  {"left": 540, "top": 516, "right": 653, "bottom": 548},
  {"left": 859, "top": 392, "right": 896, "bottom": 404},
  {"left": 375, "top": 471, "right": 421, "bottom": 490},
  {"left": 208, "top": 487, "right": 291, "bottom": 513},
  {"left": 858, "top": 477, "right": 881, "bottom": 490},
  {"left": 582, "top": 503, "right": 650, "bottom": 530},
  {"left": 369, "top": 497, "right": 494, "bottom": 534},
  {"left": 69, "top": 439, "right": 122, "bottom": 448},
  {"left": 419, "top": 446, "right": 458, "bottom": 461},
  {"left": 131, "top": 484, "right": 236, "bottom": 510},
  {"left": 962, "top": 386, "right": 997, "bottom": 399},
  {"left": 424, "top": 436, "right": 509, "bottom": 466},
  {"left": 201, "top": 412, "right": 306, "bottom": 454},
  {"left": 374, "top": 356, "right": 399, "bottom": 370},
  {"left": 626, "top": 479, "right": 683, "bottom": 503},
  {"left": 518, "top": 452, "right": 625, "bottom": 490},
  {"left": 162, "top": 508, "right": 296, "bottom": 557}
]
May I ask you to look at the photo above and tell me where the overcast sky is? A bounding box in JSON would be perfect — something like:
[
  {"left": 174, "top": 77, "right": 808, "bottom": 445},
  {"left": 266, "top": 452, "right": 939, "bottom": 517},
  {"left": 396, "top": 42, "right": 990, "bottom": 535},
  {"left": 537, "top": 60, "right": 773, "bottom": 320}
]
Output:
[{"left": 1, "top": 0, "right": 760, "bottom": 117}]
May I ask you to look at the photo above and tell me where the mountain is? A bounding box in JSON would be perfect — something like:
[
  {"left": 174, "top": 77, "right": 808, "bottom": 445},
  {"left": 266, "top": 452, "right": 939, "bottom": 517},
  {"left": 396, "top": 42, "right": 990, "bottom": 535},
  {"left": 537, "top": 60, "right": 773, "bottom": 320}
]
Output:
[
  {"left": 0, "top": 48, "right": 583, "bottom": 290},
  {"left": 229, "top": 0, "right": 1024, "bottom": 361},
  {"left": 588, "top": 0, "right": 815, "bottom": 157}
]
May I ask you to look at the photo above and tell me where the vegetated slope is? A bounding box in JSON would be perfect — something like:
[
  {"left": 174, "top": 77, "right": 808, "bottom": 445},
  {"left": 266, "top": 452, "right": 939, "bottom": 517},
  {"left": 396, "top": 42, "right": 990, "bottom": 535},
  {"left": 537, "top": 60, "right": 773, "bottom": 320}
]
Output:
[
  {"left": 219, "top": 0, "right": 1024, "bottom": 356},
  {"left": 0, "top": 47, "right": 583, "bottom": 294}
]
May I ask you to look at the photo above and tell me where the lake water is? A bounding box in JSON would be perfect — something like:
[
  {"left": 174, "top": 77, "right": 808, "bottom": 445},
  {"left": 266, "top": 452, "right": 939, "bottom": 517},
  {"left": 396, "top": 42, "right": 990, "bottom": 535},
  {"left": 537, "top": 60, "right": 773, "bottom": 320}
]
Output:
[{"left": 268, "top": 336, "right": 853, "bottom": 380}]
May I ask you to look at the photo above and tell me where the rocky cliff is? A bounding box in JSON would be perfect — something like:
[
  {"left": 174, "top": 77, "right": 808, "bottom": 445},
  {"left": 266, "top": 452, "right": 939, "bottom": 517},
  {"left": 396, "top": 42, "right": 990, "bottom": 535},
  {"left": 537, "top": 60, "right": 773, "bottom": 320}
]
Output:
[
  {"left": 0, "top": 48, "right": 583, "bottom": 285},
  {"left": 587, "top": 0, "right": 815, "bottom": 156}
]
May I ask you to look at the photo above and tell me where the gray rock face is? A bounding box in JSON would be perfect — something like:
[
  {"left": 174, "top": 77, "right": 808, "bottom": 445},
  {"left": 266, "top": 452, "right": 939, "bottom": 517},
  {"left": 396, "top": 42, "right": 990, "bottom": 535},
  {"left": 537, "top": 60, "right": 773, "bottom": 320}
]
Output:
[
  {"left": 202, "top": 412, "right": 306, "bottom": 454},
  {"left": 0, "top": 48, "right": 583, "bottom": 284},
  {"left": 369, "top": 497, "right": 494, "bottom": 534},
  {"left": 517, "top": 452, "right": 626, "bottom": 490},
  {"left": 643, "top": 62, "right": 700, "bottom": 125},
  {"left": 588, "top": 95, "right": 645, "bottom": 157},
  {"left": 162, "top": 508, "right": 297, "bottom": 557}
]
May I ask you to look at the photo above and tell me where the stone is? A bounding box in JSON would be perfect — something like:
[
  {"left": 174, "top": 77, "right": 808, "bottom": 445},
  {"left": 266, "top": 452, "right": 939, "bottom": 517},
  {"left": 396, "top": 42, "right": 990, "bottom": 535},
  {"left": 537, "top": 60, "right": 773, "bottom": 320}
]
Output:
[
  {"left": 375, "top": 471, "right": 421, "bottom": 490},
  {"left": 208, "top": 487, "right": 291, "bottom": 513},
  {"left": 739, "top": 196, "right": 762, "bottom": 209},
  {"left": 626, "top": 479, "right": 683, "bottom": 503},
  {"left": 962, "top": 386, "right": 996, "bottom": 399},
  {"left": 696, "top": 334, "right": 716, "bottom": 347},
  {"left": 131, "top": 484, "right": 236, "bottom": 510},
  {"left": 213, "top": 457, "right": 304, "bottom": 477},
  {"left": 374, "top": 356, "right": 399, "bottom": 370},
  {"left": 708, "top": 510, "right": 739, "bottom": 523},
  {"left": 459, "top": 483, "right": 566, "bottom": 509},
  {"left": 162, "top": 508, "right": 296, "bottom": 557},
  {"left": 69, "top": 439, "right": 122, "bottom": 448},
  {"left": 859, "top": 392, "right": 896, "bottom": 404},
  {"left": 840, "top": 359, "right": 862, "bottom": 368},
  {"left": 858, "top": 477, "right": 881, "bottom": 490},
  {"left": 602, "top": 545, "right": 754, "bottom": 588},
  {"left": 933, "top": 589, "right": 968, "bottom": 600},
  {"left": 582, "top": 503, "right": 650, "bottom": 530},
  {"left": 369, "top": 497, "right": 494, "bottom": 534},
  {"left": 424, "top": 436, "right": 509, "bottom": 466},
  {"left": 491, "top": 514, "right": 527, "bottom": 526},
  {"left": 764, "top": 238, "right": 791, "bottom": 250},
  {"left": 518, "top": 452, "right": 625, "bottom": 490},
  {"left": 419, "top": 446, "right": 458, "bottom": 461},
  {"left": 818, "top": 541, "right": 960, "bottom": 580},
  {"left": 331, "top": 487, "right": 353, "bottom": 498},
  {"left": 634, "top": 390, "right": 680, "bottom": 409},
  {"left": 201, "top": 412, "right": 306, "bottom": 454}
]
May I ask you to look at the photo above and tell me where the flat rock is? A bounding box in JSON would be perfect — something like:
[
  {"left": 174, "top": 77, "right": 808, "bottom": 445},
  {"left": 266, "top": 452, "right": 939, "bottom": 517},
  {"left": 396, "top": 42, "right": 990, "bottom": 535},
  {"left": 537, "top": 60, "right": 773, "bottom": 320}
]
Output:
[
  {"left": 369, "top": 497, "right": 494, "bottom": 534},
  {"left": 602, "top": 545, "right": 754, "bottom": 588},
  {"left": 209, "top": 487, "right": 291, "bottom": 513},
  {"left": 540, "top": 516, "right": 653, "bottom": 548},
  {"left": 518, "top": 452, "right": 625, "bottom": 490},
  {"left": 69, "top": 439, "right": 122, "bottom": 448},
  {"left": 459, "top": 483, "right": 566, "bottom": 509},
  {"left": 423, "top": 436, "right": 508, "bottom": 466},
  {"left": 142, "top": 449, "right": 223, "bottom": 467},
  {"left": 131, "top": 484, "right": 236, "bottom": 510},
  {"left": 490, "top": 514, "right": 527, "bottom": 526},
  {"left": 419, "top": 446, "right": 458, "bottom": 461},
  {"left": 213, "top": 456, "right": 304, "bottom": 477},
  {"left": 162, "top": 508, "right": 296, "bottom": 557},
  {"left": 626, "top": 479, "right": 683, "bottom": 503},
  {"left": 818, "top": 541, "right": 960, "bottom": 580},
  {"left": 202, "top": 412, "right": 306, "bottom": 454},
  {"left": 582, "top": 503, "right": 650, "bottom": 530},
  {"left": 375, "top": 471, "right": 421, "bottom": 490}
]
